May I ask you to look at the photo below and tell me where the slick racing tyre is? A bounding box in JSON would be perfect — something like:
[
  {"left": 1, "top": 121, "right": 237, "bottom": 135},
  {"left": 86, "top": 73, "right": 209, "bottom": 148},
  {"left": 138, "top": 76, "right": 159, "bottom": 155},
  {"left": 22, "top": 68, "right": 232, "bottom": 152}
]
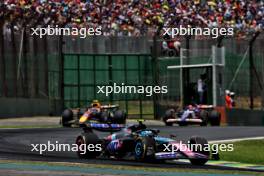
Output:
[
  {"left": 163, "top": 109, "right": 175, "bottom": 126},
  {"left": 134, "top": 136, "right": 156, "bottom": 162},
  {"left": 208, "top": 110, "right": 221, "bottom": 126},
  {"left": 189, "top": 136, "right": 210, "bottom": 165},
  {"left": 200, "top": 110, "right": 208, "bottom": 126},
  {"left": 75, "top": 132, "right": 101, "bottom": 159},
  {"left": 61, "top": 109, "right": 73, "bottom": 127},
  {"left": 113, "top": 110, "right": 127, "bottom": 124},
  {"left": 99, "top": 111, "right": 108, "bottom": 123}
]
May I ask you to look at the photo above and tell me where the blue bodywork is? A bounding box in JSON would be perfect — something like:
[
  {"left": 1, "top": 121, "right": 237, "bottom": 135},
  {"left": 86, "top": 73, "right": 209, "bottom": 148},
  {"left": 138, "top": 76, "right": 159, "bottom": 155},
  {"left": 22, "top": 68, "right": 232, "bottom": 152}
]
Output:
[
  {"left": 81, "top": 122, "right": 209, "bottom": 162},
  {"left": 86, "top": 122, "right": 125, "bottom": 132}
]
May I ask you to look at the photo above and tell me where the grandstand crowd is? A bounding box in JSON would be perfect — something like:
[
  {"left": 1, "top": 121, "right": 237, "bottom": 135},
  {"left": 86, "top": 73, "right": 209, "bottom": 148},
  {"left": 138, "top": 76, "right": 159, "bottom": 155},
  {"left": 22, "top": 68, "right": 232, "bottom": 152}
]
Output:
[{"left": 0, "top": 0, "right": 263, "bottom": 38}]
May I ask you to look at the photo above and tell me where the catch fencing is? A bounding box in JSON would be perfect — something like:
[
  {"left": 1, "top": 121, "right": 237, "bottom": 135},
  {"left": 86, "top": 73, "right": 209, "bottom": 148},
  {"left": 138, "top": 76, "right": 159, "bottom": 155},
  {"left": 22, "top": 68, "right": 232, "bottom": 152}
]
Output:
[
  {"left": 156, "top": 36, "right": 264, "bottom": 113},
  {"left": 1, "top": 24, "right": 264, "bottom": 118}
]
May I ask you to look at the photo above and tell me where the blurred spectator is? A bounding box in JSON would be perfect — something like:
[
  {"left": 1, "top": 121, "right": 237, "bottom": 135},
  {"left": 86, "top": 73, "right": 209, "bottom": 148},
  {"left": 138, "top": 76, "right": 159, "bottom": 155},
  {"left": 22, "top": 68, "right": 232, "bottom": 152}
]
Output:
[
  {"left": 197, "top": 74, "right": 206, "bottom": 104},
  {"left": 230, "top": 92, "right": 236, "bottom": 107},
  {"left": 162, "top": 34, "right": 181, "bottom": 56},
  {"left": 225, "top": 90, "right": 232, "bottom": 108},
  {"left": 1, "top": 0, "right": 263, "bottom": 37}
]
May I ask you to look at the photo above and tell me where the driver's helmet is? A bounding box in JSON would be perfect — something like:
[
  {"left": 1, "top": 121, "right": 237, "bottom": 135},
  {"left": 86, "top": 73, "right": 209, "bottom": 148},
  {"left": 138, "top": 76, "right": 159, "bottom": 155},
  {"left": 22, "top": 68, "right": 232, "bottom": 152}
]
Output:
[
  {"left": 91, "top": 100, "right": 101, "bottom": 108},
  {"left": 188, "top": 104, "right": 193, "bottom": 109},
  {"left": 127, "top": 123, "right": 147, "bottom": 132}
]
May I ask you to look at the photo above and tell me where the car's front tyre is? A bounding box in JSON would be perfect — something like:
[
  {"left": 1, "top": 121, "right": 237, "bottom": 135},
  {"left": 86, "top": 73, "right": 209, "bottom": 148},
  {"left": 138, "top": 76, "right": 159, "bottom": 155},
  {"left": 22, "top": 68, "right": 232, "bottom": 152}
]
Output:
[
  {"left": 75, "top": 132, "right": 101, "bottom": 159},
  {"left": 134, "top": 136, "right": 156, "bottom": 162},
  {"left": 189, "top": 136, "right": 210, "bottom": 165}
]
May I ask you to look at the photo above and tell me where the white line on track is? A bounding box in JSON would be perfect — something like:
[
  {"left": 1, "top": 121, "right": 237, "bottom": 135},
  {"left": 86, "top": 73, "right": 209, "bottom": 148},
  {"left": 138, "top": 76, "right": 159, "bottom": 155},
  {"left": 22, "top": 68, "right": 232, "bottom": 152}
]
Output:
[{"left": 209, "top": 136, "right": 264, "bottom": 144}]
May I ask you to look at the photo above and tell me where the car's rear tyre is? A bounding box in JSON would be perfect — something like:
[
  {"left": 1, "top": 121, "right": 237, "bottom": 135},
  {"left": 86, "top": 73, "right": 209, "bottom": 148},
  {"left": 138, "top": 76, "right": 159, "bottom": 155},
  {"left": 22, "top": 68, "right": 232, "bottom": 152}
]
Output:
[
  {"left": 208, "top": 110, "right": 221, "bottom": 126},
  {"left": 134, "top": 136, "right": 156, "bottom": 162},
  {"left": 200, "top": 110, "right": 208, "bottom": 126},
  {"left": 75, "top": 132, "right": 101, "bottom": 159},
  {"left": 61, "top": 109, "right": 73, "bottom": 127},
  {"left": 163, "top": 109, "right": 175, "bottom": 126},
  {"left": 113, "top": 110, "right": 127, "bottom": 124},
  {"left": 189, "top": 136, "right": 210, "bottom": 165},
  {"left": 99, "top": 111, "right": 108, "bottom": 123}
]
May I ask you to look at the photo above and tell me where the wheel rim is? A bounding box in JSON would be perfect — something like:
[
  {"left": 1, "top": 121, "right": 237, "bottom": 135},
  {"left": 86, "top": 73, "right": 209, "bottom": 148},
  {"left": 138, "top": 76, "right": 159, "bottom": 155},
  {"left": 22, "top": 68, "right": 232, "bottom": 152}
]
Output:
[{"left": 135, "top": 141, "right": 143, "bottom": 157}]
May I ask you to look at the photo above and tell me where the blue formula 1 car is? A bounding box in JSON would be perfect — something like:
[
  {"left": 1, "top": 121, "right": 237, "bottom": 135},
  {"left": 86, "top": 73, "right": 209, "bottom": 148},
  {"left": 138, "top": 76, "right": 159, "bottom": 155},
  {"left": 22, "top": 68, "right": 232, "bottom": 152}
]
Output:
[{"left": 75, "top": 120, "right": 215, "bottom": 165}]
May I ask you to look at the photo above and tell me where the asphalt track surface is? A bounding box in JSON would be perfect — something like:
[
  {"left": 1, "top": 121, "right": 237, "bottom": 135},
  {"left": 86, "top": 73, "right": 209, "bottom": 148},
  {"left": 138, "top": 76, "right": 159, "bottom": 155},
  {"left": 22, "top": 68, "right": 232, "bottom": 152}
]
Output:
[{"left": 0, "top": 126, "right": 264, "bottom": 172}]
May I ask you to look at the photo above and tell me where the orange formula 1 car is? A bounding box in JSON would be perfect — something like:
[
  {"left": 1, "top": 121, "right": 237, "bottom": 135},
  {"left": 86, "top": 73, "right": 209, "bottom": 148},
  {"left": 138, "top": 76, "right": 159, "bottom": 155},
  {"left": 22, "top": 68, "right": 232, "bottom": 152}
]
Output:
[{"left": 61, "top": 100, "right": 127, "bottom": 127}]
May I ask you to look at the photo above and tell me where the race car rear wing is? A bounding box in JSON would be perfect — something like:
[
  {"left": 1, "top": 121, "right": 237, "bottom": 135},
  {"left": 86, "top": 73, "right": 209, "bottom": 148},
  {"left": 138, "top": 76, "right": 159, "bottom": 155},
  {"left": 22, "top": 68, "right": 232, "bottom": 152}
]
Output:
[{"left": 197, "top": 105, "right": 214, "bottom": 109}]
